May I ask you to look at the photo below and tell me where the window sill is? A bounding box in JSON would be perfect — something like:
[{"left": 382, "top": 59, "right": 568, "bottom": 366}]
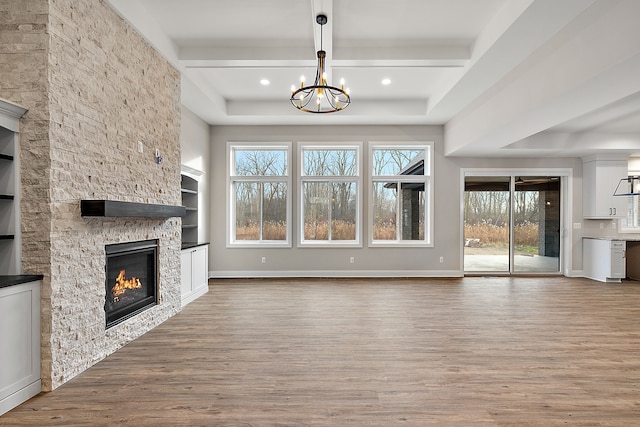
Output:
[
  {"left": 299, "top": 241, "right": 363, "bottom": 248},
  {"left": 228, "top": 242, "right": 292, "bottom": 249},
  {"left": 369, "top": 241, "right": 434, "bottom": 248}
]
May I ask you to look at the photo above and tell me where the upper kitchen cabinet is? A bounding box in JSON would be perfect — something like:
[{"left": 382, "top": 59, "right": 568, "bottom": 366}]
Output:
[{"left": 582, "top": 156, "right": 628, "bottom": 219}]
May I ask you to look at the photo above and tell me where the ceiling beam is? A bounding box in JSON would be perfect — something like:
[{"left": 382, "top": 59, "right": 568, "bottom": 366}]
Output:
[
  {"left": 311, "top": 0, "right": 335, "bottom": 85},
  {"left": 179, "top": 44, "right": 469, "bottom": 65},
  {"left": 444, "top": 0, "right": 640, "bottom": 156},
  {"left": 427, "top": 0, "right": 596, "bottom": 123},
  {"left": 227, "top": 99, "right": 427, "bottom": 117},
  {"left": 507, "top": 131, "right": 640, "bottom": 155}
]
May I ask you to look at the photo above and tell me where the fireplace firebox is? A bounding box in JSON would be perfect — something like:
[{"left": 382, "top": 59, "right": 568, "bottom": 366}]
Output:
[{"left": 105, "top": 240, "right": 158, "bottom": 329}]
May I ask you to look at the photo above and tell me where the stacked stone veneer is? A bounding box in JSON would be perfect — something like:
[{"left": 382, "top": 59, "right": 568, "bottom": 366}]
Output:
[{"left": 1, "top": 0, "right": 182, "bottom": 390}]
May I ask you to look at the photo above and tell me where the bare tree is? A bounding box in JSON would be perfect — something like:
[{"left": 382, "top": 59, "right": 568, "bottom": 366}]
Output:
[{"left": 234, "top": 149, "right": 288, "bottom": 239}]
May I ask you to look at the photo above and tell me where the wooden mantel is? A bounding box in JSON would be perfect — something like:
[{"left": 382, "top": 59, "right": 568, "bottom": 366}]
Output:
[{"left": 80, "top": 200, "right": 186, "bottom": 218}]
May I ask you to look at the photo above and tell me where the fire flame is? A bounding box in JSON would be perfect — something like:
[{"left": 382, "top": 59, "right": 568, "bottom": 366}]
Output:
[{"left": 112, "top": 269, "right": 142, "bottom": 302}]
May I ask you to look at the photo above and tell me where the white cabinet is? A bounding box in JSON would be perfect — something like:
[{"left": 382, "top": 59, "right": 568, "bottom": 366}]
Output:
[
  {"left": 582, "top": 158, "right": 628, "bottom": 219},
  {"left": 181, "top": 244, "right": 209, "bottom": 307},
  {"left": 583, "top": 238, "right": 626, "bottom": 283},
  {"left": 0, "top": 279, "right": 41, "bottom": 416}
]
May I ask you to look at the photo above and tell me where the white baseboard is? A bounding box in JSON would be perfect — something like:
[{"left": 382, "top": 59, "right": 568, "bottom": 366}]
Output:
[
  {"left": 567, "top": 270, "right": 585, "bottom": 278},
  {"left": 180, "top": 284, "right": 208, "bottom": 307},
  {"left": 209, "top": 270, "right": 464, "bottom": 279},
  {"left": 0, "top": 379, "right": 41, "bottom": 416}
]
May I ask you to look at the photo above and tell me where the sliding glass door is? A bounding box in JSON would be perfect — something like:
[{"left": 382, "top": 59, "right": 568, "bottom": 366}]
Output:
[
  {"left": 464, "top": 175, "right": 561, "bottom": 274},
  {"left": 513, "top": 177, "right": 561, "bottom": 272},
  {"left": 463, "top": 177, "right": 510, "bottom": 272}
]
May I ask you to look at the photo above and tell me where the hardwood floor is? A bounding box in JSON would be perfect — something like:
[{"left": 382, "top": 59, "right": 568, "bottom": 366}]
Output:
[{"left": 2, "top": 277, "right": 640, "bottom": 426}]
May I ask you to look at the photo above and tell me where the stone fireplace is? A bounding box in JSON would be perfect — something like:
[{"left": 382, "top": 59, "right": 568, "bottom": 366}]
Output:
[
  {"left": 105, "top": 240, "right": 158, "bottom": 329},
  {"left": 0, "top": 0, "right": 183, "bottom": 390}
]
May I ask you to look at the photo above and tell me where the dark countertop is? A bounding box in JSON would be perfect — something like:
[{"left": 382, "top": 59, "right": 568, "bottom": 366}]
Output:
[
  {"left": 181, "top": 242, "right": 210, "bottom": 250},
  {"left": 0, "top": 274, "right": 44, "bottom": 289}
]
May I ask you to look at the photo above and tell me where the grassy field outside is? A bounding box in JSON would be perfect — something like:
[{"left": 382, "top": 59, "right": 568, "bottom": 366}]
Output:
[
  {"left": 464, "top": 222, "right": 539, "bottom": 255},
  {"left": 235, "top": 220, "right": 418, "bottom": 241}
]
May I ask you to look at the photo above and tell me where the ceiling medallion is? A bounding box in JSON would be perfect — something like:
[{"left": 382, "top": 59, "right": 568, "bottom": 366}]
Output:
[{"left": 290, "top": 14, "right": 351, "bottom": 113}]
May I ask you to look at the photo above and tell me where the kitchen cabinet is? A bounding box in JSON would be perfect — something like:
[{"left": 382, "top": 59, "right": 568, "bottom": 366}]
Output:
[
  {"left": 625, "top": 241, "right": 640, "bottom": 280},
  {"left": 181, "top": 243, "right": 209, "bottom": 307},
  {"left": 583, "top": 238, "right": 625, "bottom": 283},
  {"left": 0, "top": 278, "right": 41, "bottom": 416},
  {"left": 582, "top": 158, "right": 628, "bottom": 219}
]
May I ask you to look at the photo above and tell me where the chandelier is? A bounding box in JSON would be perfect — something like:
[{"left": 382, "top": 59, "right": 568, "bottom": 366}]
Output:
[{"left": 290, "top": 14, "right": 351, "bottom": 113}]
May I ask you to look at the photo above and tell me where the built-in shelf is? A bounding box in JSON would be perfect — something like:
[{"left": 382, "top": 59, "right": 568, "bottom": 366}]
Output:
[
  {"left": 1, "top": 101, "right": 26, "bottom": 276},
  {"left": 181, "top": 173, "right": 199, "bottom": 245},
  {"left": 81, "top": 200, "right": 186, "bottom": 218}
]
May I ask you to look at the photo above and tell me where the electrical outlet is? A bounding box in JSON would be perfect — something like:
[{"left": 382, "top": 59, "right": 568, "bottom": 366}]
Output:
[
  {"left": 137, "top": 140, "right": 144, "bottom": 153},
  {"left": 350, "top": 256, "right": 355, "bottom": 264},
  {"left": 439, "top": 256, "right": 444, "bottom": 263},
  {"left": 261, "top": 257, "right": 266, "bottom": 264},
  {"left": 600, "top": 222, "right": 604, "bottom": 229}
]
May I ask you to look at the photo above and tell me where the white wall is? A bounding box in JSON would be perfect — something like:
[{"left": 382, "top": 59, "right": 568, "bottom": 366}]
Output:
[
  {"left": 180, "top": 106, "right": 211, "bottom": 243},
  {"left": 209, "top": 125, "right": 461, "bottom": 277},
  {"left": 450, "top": 156, "right": 584, "bottom": 273},
  {"left": 207, "top": 125, "right": 587, "bottom": 277}
]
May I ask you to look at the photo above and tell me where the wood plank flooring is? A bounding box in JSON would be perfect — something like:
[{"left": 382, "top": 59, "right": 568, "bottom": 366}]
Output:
[{"left": 2, "top": 277, "right": 640, "bottom": 426}]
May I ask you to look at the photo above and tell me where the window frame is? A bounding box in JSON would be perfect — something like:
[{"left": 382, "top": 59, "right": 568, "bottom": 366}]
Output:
[
  {"left": 368, "top": 142, "right": 434, "bottom": 247},
  {"left": 619, "top": 170, "right": 640, "bottom": 233},
  {"left": 227, "top": 142, "right": 292, "bottom": 248},
  {"left": 298, "top": 142, "right": 363, "bottom": 248}
]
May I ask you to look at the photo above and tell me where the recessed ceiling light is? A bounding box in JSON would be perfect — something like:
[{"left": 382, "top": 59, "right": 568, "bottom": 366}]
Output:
[
  {"left": 381, "top": 78, "right": 391, "bottom": 85},
  {"left": 260, "top": 79, "right": 270, "bottom": 86}
]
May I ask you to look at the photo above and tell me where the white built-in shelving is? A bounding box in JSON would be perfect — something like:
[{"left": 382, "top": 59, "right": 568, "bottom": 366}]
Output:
[{"left": 0, "top": 98, "right": 27, "bottom": 275}]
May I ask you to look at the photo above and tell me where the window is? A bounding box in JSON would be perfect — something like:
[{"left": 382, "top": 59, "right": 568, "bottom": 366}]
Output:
[
  {"left": 300, "top": 145, "right": 361, "bottom": 245},
  {"left": 621, "top": 172, "right": 640, "bottom": 233},
  {"left": 228, "top": 144, "right": 291, "bottom": 246},
  {"left": 622, "top": 195, "right": 640, "bottom": 231},
  {"left": 370, "top": 144, "right": 433, "bottom": 245}
]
